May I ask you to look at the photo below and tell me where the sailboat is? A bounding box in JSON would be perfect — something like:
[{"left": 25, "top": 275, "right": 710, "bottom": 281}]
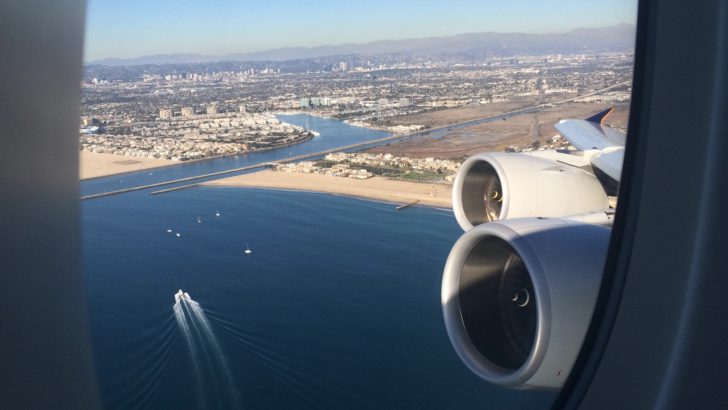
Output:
[{"left": 244, "top": 243, "right": 252, "bottom": 255}]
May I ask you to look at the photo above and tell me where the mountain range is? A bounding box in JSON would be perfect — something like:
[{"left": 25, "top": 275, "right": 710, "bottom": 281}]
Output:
[{"left": 89, "top": 24, "right": 635, "bottom": 66}]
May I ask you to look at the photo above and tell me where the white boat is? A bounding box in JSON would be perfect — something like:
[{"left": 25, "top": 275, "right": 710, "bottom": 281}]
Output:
[
  {"left": 197, "top": 216, "right": 202, "bottom": 224},
  {"left": 166, "top": 229, "right": 172, "bottom": 233},
  {"left": 215, "top": 210, "right": 221, "bottom": 217},
  {"left": 176, "top": 233, "right": 181, "bottom": 237},
  {"left": 244, "top": 243, "right": 252, "bottom": 254},
  {"left": 174, "top": 289, "right": 190, "bottom": 303}
]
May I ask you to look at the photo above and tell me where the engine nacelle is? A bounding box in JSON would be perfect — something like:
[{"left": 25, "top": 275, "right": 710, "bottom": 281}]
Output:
[
  {"left": 441, "top": 218, "right": 609, "bottom": 389},
  {"left": 452, "top": 152, "right": 609, "bottom": 231}
]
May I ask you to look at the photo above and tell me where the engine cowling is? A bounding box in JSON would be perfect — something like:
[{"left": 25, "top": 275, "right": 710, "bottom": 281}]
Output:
[
  {"left": 452, "top": 152, "right": 609, "bottom": 231},
  {"left": 441, "top": 218, "right": 609, "bottom": 389}
]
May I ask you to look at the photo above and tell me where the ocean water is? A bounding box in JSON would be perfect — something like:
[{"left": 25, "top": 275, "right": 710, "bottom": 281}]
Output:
[
  {"left": 83, "top": 188, "right": 554, "bottom": 409},
  {"left": 81, "top": 115, "right": 554, "bottom": 409}
]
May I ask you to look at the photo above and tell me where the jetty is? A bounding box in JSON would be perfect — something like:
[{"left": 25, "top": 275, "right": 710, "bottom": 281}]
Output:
[
  {"left": 80, "top": 133, "right": 409, "bottom": 201},
  {"left": 396, "top": 200, "right": 420, "bottom": 210}
]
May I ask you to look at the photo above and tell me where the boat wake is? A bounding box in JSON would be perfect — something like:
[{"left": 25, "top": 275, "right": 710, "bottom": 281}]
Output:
[{"left": 173, "top": 290, "right": 241, "bottom": 409}]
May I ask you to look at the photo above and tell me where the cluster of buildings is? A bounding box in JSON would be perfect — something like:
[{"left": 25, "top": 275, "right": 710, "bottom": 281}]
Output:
[
  {"left": 325, "top": 152, "right": 460, "bottom": 174},
  {"left": 275, "top": 161, "right": 375, "bottom": 179},
  {"left": 81, "top": 135, "right": 249, "bottom": 161},
  {"left": 82, "top": 52, "right": 634, "bottom": 129},
  {"left": 575, "top": 90, "right": 632, "bottom": 104},
  {"left": 80, "top": 111, "right": 312, "bottom": 161},
  {"left": 274, "top": 152, "right": 461, "bottom": 182},
  {"left": 299, "top": 97, "right": 332, "bottom": 108},
  {"left": 505, "top": 133, "right": 578, "bottom": 153},
  {"left": 79, "top": 52, "right": 633, "bottom": 164},
  {"left": 159, "top": 103, "right": 246, "bottom": 119}
]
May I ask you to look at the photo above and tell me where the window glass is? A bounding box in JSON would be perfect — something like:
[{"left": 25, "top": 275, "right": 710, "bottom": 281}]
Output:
[{"left": 81, "top": 1, "right": 637, "bottom": 408}]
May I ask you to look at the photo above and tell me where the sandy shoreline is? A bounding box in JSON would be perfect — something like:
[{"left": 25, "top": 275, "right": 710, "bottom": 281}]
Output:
[
  {"left": 204, "top": 170, "right": 452, "bottom": 208},
  {"left": 80, "top": 151, "right": 177, "bottom": 180}
]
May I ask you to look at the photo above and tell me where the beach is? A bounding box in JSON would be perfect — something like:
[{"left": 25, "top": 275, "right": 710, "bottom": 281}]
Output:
[
  {"left": 205, "top": 170, "right": 453, "bottom": 208},
  {"left": 80, "top": 151, "right": 177, "bottom": 180}
]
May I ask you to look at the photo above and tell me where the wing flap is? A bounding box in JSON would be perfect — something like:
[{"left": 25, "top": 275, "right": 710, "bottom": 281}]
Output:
[
  {"left": 555, "top": 119, "right": 626, "bottom": 150},
  {"left": 554, "top": 114, "right": 626, "bottom": 183},
  {"left": 587, "top": 148, "right": 624, "bottom": 182}
]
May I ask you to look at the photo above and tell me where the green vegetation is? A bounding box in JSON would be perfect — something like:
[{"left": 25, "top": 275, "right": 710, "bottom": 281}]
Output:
[
  {"left": 397, "top": 170, "right": 446, "bottom": 182},
  {"left": 314, "top": 159, "right": 337, "bottom": 168},
  {"left": 349, "top": 164, "right": 401, "bottom": 176}
]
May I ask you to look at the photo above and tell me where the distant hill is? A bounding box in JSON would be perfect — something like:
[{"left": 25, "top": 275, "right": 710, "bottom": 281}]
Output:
[{"left": 89, "top": 24, "right": 635, "bottom": 66}]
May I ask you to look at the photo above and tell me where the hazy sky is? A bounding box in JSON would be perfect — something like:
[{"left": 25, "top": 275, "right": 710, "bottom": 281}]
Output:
[{"left": 84, "top": 0, "right": 638, "bottom": 61}]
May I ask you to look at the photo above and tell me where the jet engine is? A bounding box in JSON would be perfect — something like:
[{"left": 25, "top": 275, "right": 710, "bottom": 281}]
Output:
[
  {"left": 441, "top": 218, "right": 610, "bottom": 389},
  {"left": 452, "top": 152, "right": 609, "bottom": 230}
]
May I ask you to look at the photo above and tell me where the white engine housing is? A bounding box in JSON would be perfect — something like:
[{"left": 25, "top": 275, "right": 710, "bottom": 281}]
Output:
[
  {"left": 441, "top": 218, "right": 610, "bottom": 389},
  {"left": 452, "top": 152, "right": 609, "bottom": 231}
]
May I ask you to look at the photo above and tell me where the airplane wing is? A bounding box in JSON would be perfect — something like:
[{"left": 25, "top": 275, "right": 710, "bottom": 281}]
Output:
[{"left": 554, "top": 108, "right": 625, "bottom": 183}]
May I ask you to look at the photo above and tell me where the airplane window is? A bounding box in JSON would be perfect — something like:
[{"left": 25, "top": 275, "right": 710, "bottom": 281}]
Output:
[{"left": 80, "top": 0, "right": 638, "bottom": 408}]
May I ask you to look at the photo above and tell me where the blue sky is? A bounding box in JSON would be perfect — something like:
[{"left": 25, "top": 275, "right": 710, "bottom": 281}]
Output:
[{"left": 84, "top": 0, "right": 638, "bottom": 61}]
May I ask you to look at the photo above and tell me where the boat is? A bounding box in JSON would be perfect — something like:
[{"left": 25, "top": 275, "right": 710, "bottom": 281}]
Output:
[
  {"left": 215, "top": 210, "right": 220, "bottom": 216},
  {"left": 174, "top": 289, "right": 190, "bottom": 303},
  {"left": 176, "top": 233, "right": 181, "bottom": 237},
  {"left": 197, "top": 216, "right": 202, "bottom": 224},
  {"left": 244, "top": 243, "right": 252, "bottom": 255},
  {"left": 166, "top": 229, "right": 172, "bottom": 233}
]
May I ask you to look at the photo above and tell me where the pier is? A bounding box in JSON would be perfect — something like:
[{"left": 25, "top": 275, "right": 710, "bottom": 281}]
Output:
[
  {"left": 80, "top": 163, "right": 274, "bottom": 200},
  {"left": 395, "top": 200, "right": 420, "bottom": 210}
]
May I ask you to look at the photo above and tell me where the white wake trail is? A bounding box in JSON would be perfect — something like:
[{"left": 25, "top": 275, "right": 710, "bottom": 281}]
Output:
[
  {"left": 174, "top": 301, "right": 206, "bottom": 409},
  {"left": 174, "top": 291, "right": 241, "bottom": 409}
]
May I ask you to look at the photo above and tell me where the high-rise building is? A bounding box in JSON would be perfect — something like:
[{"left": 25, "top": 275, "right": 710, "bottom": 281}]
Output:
[
  {"left": 181, "top": 107, "right": 194, "bottom": 116},
  {"left": 300, "top": 98, "right": 310, "bottom": 108},
  {"left": 206, "top": 104, "right": 218, "bottom": 115},
  {"left": 159, "top": 109, "right": 172, "bottom": 119},
  {"left": 238, "top": 104, "right": 247, "bottom": 113},
  {"left": 339, "top": 61, "right": 348, "bottom": 72}
]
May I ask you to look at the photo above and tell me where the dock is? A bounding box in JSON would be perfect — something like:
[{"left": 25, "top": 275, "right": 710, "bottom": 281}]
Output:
[
  {"left": 150, "top": 183, "right": 200, "bottom": 195},
  {"left": 80, "top": 162, "right": 274, "bottom": 200},
  {"left": 395, "top": 200, "right": 420, "bottom": 210}
]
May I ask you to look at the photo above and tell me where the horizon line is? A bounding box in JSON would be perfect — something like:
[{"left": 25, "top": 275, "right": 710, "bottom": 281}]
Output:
[{"left": 86, "top": 22, "right": 635, "bottom": 64}]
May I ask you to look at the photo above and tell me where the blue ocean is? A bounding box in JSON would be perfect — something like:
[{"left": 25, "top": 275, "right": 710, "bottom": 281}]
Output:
[{"left": 81, "top": 115, "right": 554, "bottom": 409}]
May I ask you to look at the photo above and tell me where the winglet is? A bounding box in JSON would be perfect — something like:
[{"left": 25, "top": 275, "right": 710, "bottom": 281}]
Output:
[{"left": 585, "top": 108, "right": 614, "bottom": 125}]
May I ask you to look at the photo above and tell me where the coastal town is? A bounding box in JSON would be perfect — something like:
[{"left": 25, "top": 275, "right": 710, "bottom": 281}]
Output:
[
  {"left": 81, "top": 51, "right": 632, "bottom": 160},
  {"left": 80, "top": 110, "right": 313, "bottom": 161},
  {"left": 80, "top": 49, "right": 632, "bottom": 190}
]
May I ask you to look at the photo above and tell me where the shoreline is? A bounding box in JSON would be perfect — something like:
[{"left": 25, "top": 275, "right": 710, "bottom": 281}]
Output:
[
  {"left": 207, "top": 185, "right": 453, "bottom": 211},
  {"left": 203, "top": 170, "right": 452, "bottom": 209},
  {"left": 80, "top": 151, "right": 177, "bottom": 180},
  {"left": 79, "top": 151, "right": 244, "bottom": 181},
  {"left": 79, "top": 133, "right": 313, "bottom": 181}
]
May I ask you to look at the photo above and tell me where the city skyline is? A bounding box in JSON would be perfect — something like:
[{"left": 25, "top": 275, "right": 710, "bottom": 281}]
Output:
[{"left": 85, "top": 0, "right": 637, "bottom": 61}]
